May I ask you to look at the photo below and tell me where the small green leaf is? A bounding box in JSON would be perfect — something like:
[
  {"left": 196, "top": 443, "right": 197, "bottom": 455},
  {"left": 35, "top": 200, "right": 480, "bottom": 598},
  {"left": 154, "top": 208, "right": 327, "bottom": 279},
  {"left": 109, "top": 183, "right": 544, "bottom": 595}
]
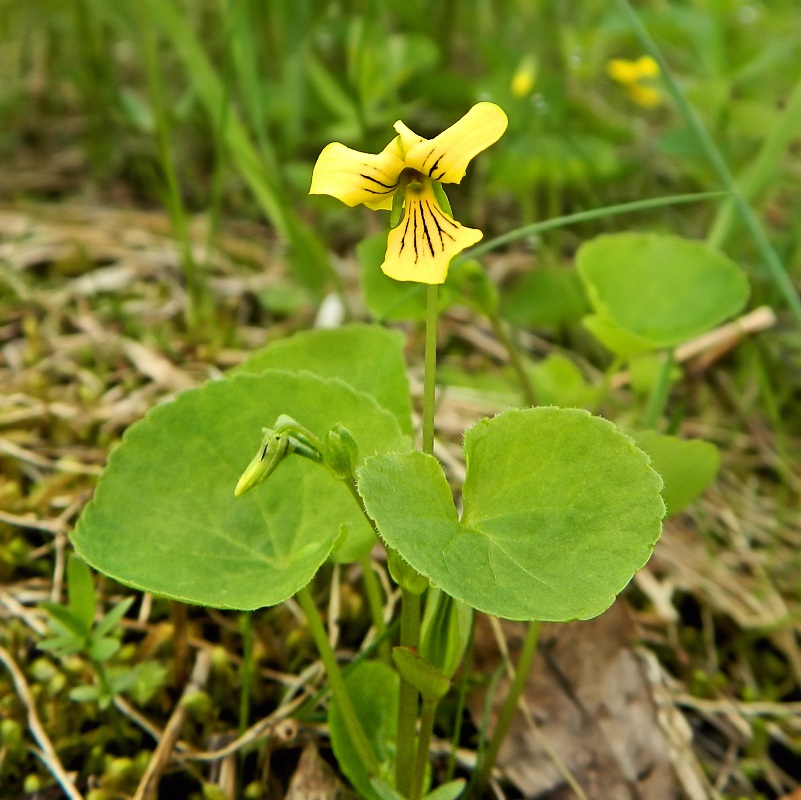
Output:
[
  {"left": 42, "top": 603, "right": 87, "bottom": 640},
  {"left": 69, "top": 685, "right": 101, "bottom": 703},
  {"left": 67, "top": 555, "right": 96, "bottom": 634},
  {"left": 73, "top": 372, "right": 410, "bottom": 609},
  {"left": 94, "top": 597, "right": 136, "bottom": 640},
  {"left": 578, "top": 233, "right": 750, "bottom": 355},
  {"left": 425, "top": 780, "right": 467, "bottom": 800},
  {"left": 38, "top": 635, "right": 82, "bottom": 655},
  {"left": 329, "top": 661, "right": 399, "bottom": 800},
  {"left": 87, "top": 636, "right": 120, "bottom": 663},
  {"left": 369, "top": 778, "right": 405, "bottom": 800},
  {"left": 631, "top": 430, "right": 720, "bottom": 516},
  {"left": 392, "top": 646, "right": 451, "bottom": 703},
  {"left": 370, "top": 777, "right": 465, "bottom": 800},
  {"left": 358, "top": 408, "right": 665, "bottom": 621}
]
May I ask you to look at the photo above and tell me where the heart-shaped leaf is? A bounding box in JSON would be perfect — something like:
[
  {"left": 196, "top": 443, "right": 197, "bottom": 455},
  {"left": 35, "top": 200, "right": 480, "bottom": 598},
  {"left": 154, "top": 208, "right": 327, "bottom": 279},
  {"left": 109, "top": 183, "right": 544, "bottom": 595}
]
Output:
[
  {"left": 358, "top": 407, "right": 664, "bottom": 621},
  {"left": 233, "top": 323, "right": 413, "bottom": 435},
  {"left": 578, "top": 233, "right": 749, "bottom": 356},
  {"left": 72, "top": 371, "right": 410, "bottom": 609}
]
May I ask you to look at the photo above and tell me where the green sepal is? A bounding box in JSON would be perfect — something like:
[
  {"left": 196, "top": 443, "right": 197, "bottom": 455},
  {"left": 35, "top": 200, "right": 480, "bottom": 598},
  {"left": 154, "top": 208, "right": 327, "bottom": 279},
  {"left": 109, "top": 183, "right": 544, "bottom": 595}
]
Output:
[
  {"left": 324, "top": 424, "right": 359, "bottom": 480},
  {"left": 391, "top": 646, "right": 451, "bottom": 703},
  {"left": 431, "top": 180, "right": 453, "bottom": 217},
  {"left": 389, "top": 180, "right": 406, "bottom": 229}
]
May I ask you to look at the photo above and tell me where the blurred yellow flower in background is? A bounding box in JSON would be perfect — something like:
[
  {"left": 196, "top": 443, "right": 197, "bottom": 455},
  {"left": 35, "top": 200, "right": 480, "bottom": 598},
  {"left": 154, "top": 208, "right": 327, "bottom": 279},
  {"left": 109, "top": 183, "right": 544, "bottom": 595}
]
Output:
[
  {"left": 607, "top": 55, "right": 661, "bottom": 108},
  {"left": 511, "top": 55, "right": 538, "bottom": 98}
]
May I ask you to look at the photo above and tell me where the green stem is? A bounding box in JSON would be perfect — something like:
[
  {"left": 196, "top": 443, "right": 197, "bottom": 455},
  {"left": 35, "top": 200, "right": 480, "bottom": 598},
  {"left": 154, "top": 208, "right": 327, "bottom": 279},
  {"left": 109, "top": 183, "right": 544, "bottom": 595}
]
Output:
[
  {"left": 469, "top": 621, "right": 541, "bottom": 799},
  {"left": 358, "top": 550, "right": 391, "bottom": 665},
  {"left": 409, "top": 700, "right": 438, "bottom": 800},
  {"left": 613, "top": 0, "right": 801, "bottom": 327},
  {"left": 489, "top": 312, "right": 536, "bottom": 406},
  {"left": 395, "top": 588, "right": 422, "bottom": 796},
  {"left": 643, "top": 348, "right": 675, "bottom": 430},
  {"left": 422, "top": 285, "right": 439, "bottom": 455},
  {"left": 296, "top": 585, "right": 380, "bottom": 776},
  {"left": 238, "top": 612, "right": 252, "bottom": 735}
]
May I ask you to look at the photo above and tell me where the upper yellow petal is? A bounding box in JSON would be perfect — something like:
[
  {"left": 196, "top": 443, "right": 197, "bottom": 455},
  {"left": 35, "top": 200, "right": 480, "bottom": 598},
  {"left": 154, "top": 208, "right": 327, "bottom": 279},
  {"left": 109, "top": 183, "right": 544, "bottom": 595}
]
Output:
[
  {"left": 607, "top": 56, "right": 659, "bottom": 84},
  {"left": 393, "top": 120, "right": 426, "bottom": 158},
  {"left": 381, "top": 180, "right": 483, "bottom": 285},
  {"left": 309, "top": 137, "right": 405, "bottom": 209},
  {"left": 401, "top": 102, "right": 508, "bottom": 184}
]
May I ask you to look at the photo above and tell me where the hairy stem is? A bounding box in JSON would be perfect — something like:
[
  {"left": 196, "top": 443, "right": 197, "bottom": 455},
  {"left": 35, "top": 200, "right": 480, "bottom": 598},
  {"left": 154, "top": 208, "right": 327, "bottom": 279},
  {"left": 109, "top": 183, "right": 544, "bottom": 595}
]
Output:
[
  {"left": 409, "top": 700, "right": 439, "bottom": 800},
  {"left": 395, "top": 588, "right": 422, "bottom": 796},
  {"left": 423, "top": 284, "right": 439, "bottom": 455}
]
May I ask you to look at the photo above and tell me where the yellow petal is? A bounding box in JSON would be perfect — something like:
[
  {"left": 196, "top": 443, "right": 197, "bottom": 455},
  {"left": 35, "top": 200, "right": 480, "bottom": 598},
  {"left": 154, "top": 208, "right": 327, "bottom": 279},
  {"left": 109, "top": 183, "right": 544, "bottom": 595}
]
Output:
[
  {"left": 402, "top": 102, "right": 508, "bottom": 184},
  {"left": 309, "top": 137, "right": 405, "bottom": 209},
  {"left": 626, "top": 83, "right": 661, "bottom": 108},
  {"left": 633, "top": 55, "right": 659, "bottom": 78},
  {"left": 381, "top": 181, "right": 482, "bottom": 285},
  {"left": 607, "top": 56, "right": 659, "bottom": 84},
  {"left": 393, "top": 120, "right": 425, "bottom": 158}
]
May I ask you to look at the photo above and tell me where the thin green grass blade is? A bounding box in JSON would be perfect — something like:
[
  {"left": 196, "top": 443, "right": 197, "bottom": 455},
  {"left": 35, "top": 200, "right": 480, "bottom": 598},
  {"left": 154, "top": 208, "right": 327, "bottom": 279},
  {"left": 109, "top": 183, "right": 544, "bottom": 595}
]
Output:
[
  {"left": 612, "top": 0, "right": 801, "bottom": 327},
  {"left": 144, "top": 0, "right": 331, "bottom": 292},
  {"left": 707, "top": 75, "right": 801, "bottom": 248},
  {"left": 464, "top": 192, "right": 728, "bottom": 260}
]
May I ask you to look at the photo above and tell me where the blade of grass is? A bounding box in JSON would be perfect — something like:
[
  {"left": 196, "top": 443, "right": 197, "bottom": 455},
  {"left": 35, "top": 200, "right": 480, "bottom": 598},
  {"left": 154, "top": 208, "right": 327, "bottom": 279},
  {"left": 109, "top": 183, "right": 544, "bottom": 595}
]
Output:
[
  {"left": 707, "top": 74, "right": 801, "bottom": 249},
  {"left": 144, "top": 0, "right": 332, "bottom": 293},
  {"left": 463, "top": 191, "right": 728, "bottom": 260},
  {"left": 136, "top": 0, "right": 207, "bottom": 331},
  {"left": 612, "top": 0, "right": 801, "bottom": 327}
]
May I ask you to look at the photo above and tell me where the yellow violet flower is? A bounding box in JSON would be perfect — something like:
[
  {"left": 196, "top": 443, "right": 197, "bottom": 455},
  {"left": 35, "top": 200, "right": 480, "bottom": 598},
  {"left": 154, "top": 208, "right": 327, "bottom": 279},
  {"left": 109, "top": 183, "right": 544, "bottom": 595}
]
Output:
[
  {"left": 310, "top": 102, "right": 508, "bottom": 284},
  {"left": 607, "top": 56, "right": 661, "bottom": 108}
]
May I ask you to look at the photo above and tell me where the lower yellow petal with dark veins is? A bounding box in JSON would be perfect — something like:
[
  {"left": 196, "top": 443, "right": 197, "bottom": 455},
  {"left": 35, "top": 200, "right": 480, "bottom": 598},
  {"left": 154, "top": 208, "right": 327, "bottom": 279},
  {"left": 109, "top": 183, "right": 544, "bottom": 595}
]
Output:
[
  {"left": 310, "top": 138, "right": 405, "bottom": 210},
  {"left": 381, "top": 183, "right": 482, "bottom": 285}
]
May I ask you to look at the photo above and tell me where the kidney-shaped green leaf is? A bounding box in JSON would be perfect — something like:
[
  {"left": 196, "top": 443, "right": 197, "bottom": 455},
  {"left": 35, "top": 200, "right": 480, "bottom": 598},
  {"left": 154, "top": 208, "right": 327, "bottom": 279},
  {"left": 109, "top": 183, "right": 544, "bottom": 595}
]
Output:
[
  {"left": 72, "top": 371, "right": 410, "bottom": 609},
  {"left": 577, "top": 233, "right": 749, "bottom": 355},
  {"left": 233, "top": 323, "right": 413, "bottom": 435},
  {"left": 358, "top": 407, "right": 665, "bottom": 621}
]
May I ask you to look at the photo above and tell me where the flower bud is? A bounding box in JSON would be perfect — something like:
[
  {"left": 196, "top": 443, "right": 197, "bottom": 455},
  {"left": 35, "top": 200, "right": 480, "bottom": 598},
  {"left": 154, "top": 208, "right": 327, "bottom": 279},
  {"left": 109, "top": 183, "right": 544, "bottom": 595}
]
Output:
[{"left": 323, "top": 424, "right": 359, "bottom": 479}]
